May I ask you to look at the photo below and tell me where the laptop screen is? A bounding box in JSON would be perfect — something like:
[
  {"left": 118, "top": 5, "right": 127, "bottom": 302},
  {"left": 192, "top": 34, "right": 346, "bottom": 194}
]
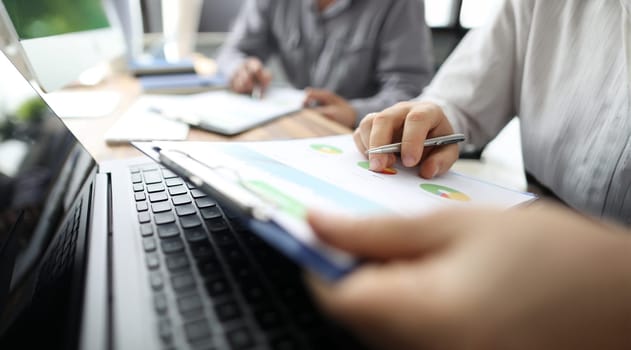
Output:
[{"left": 0, "top": 49, "right": 96, "bottom": 345}]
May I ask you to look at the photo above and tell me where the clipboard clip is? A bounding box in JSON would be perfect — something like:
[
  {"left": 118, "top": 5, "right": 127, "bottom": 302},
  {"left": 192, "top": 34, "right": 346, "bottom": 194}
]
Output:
[{"left": 155, "top": 147, "right": 273, "bottom": 221}]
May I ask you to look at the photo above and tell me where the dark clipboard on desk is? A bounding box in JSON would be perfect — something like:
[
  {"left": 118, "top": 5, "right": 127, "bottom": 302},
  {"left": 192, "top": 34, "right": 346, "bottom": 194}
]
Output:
[
  {"left": 153, "top": 88, "right": 306, "bottom": 136},
  {"left": 133, "top": 140, "right": 360, "bottom": 281}
]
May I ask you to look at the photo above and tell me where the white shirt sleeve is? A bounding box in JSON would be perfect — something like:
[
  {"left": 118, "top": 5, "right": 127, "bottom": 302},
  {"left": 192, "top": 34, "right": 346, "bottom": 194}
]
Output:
[{"left": 420, "top": 0, "right": 533, "bottom": 149}]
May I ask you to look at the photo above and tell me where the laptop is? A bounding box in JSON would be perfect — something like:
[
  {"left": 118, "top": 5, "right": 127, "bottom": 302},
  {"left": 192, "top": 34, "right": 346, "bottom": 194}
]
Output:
[{"left": 0, "top": 50, "right": 363, "bottom": 349}]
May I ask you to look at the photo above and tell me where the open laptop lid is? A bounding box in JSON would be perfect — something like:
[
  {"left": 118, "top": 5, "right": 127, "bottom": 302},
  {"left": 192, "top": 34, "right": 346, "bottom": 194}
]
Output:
[{"left": 0, "top": 48, "right": 97, "bottom": 348}]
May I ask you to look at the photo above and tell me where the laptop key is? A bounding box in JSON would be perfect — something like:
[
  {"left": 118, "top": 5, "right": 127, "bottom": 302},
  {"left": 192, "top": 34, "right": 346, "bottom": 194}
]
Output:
[
  {"left": 134, "top": 192, "right": 146, "bottom": 201},
  {"left": 140, "top": 223, "right": 154, "bottom": 236},
  {"left": 143, "top": 237, "right": 157, "bottom": 252},
  {"left": 133, "top": 183, "right": 144, "bottom": 192},
  {"left": 177, "top": 293, "right": 204, "bottom": 315},
  {"left": 205, "top": 218, "right": 228, "bottom": 232},
  {"left": 172, "top": 194, "right": 192, "bottom": 205},
  {"left": 146, "top": 183, "right": 166, "bottom": 193},
  {"left": 197, "top": 258, "right": 224, "bottom": 278},
  {"left": 200, "top": 207, "right": 222, "bottom": 220},
  {"left": 184, "top": 226, "right": 208, "bottom": 242},
  {"left": 151, "top": 201, "right": 171, "bottom": 213},
  {"left": 149, "top": 271, "right": 164, "bottom": 291},
  {"left": 143, "top": 170, "right": 162, "bottom": 184},
  {"left": 189, "top": 241, "right": 215, "bottom": 260},
  {"left": 168, "top": 185, "right": 188, "bottom": 196},
  {"left": 180, "top": 215, "right": 202, "bottom": 229},
  {"left": 155, "top": 211, "right": 176, "bottom": 225},
  {"left": 158, "top": 318, "right": 173, "bottom": 344},
  {"left": 154, "top": 293, "right": 168, "bottom": 315},
  {"left": 149, "top": 192, "right": 168, "bottom": 203},
  {"left": 196, "top": 197, "right": 216, "bottom": 208},
  {"left": 226, "top": 327, "right": 255, "bottom": 350},
  {"left": 171, "top": 272, "right": 196, "bottom": 292},
  {"left": 270, "top": 334, "right": 301, "bottom": 350},
  {"left": 146, "top": 252, "right": 160, "bottom": 269},
  {"left": 165, "top": 177, "right": 183, "bottom": 187},
  {"left": 254, "top": 307, "right": 285, "bottom": 331},
  {"left": 184, "top": 319, "right": 212, "bottom": 343},
  {"left": 214, "top": 299, "right": 243, "bottom": 322},
  {"left": 204, "top": 276, "right": 231, "bottom": 298},
  {"left": 138, "top": 212, "right": 151, "bottom": 224},
  {"left": 157, "top": 223, "right": 180, "bottom": 239},
  {"left": 131, "top": 173, "right": 142, "bottom": 183},
  {"left": 136, "top": 201, "right": 149, "bottom": 212},
  {"left": 213, "top": 229, "right": 236, "bottom": 246},
  {"left": 166, "top": 254, "right": 191, "bottom": 271},
  {"left": 175, "top": 203, "right": 197, "bottom": 216},
  {"left": 190, "top": 189, "right": 207, "bottom": 198},
  {"left": 161, "top": 237, "right": 185, "bottom": 254},
  {"left": 162, "top": 169, "right": 178, "bottom": 179}
]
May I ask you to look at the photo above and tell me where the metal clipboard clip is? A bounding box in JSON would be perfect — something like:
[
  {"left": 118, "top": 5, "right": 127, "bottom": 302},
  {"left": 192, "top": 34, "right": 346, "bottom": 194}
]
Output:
[{"left": 155, "top": 147, "right": 273, "bottom": 222}]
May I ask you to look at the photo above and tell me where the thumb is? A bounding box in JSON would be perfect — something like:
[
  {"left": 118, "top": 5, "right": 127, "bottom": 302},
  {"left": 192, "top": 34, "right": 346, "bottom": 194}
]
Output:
[{"left": 307, "top": 209, "right": 460, "bottom": 260}]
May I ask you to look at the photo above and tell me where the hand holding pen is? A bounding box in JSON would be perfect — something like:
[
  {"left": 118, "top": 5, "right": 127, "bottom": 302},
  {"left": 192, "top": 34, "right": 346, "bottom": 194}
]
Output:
[
  {"left": 354, "top": 101, "right": 464, "bottom": 179},
  {"left": 230, "top": 57, "right": 272, "bottom": 98}
]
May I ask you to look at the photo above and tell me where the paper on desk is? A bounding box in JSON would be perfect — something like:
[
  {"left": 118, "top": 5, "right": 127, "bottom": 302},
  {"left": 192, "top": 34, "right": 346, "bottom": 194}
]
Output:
[
  {"left": 165, "top": 87, "right": 306, "bottom": 135},
  {"left": 142, "top": 135, "right": 536, "bottom": 243},
  {"left": 104, "top": 95, "right": 189, "bottom": 144}
]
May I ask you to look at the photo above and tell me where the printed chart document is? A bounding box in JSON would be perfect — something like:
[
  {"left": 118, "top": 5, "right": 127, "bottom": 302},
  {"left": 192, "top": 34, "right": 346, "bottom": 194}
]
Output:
[
  {"left": 134, "top": 135, "right": 536, "bottom": 279},
  {"left": 151, "top": 87, "right": 306, "bottom": 135}
]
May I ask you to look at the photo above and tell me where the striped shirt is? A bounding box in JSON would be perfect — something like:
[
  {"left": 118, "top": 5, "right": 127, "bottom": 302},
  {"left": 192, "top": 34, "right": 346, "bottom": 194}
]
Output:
[
  {"left": 421, "top": 0, "right": 631, "bottom": 225},
  {"left": 216, "top": 0, "right": 434, "bottom": 125}
]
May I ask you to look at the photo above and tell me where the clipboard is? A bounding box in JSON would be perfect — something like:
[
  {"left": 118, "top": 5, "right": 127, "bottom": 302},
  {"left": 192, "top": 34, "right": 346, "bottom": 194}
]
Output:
[
  {"left": 151, "top": 88, "right": 306, "bottom": 136},
  {"left": 133, "top": 135, "right": 537, "bottom": 281},
  {"left": 133, "top": 141, "right": 359, "bottom": 281}
]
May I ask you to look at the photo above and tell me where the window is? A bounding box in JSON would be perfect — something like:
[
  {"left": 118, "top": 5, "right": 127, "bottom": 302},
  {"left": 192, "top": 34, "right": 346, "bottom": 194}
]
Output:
[
  {"left": 424, "top": 0, "right": 457, "bottom": 28},
  {"left": 459, "top": 0, "right": 504, "bottom": 28}
]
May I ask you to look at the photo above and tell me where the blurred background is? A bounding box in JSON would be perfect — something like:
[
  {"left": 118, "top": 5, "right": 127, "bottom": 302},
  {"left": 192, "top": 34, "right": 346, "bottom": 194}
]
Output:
[{"left": 137, "top": 0, "right": 503, "bottom": 71}]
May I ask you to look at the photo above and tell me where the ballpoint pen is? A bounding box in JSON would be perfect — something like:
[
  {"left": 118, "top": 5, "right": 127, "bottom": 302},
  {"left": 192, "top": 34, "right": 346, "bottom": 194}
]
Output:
[{"left": 366, "top": 133, "right": 466, "bottom": 154}]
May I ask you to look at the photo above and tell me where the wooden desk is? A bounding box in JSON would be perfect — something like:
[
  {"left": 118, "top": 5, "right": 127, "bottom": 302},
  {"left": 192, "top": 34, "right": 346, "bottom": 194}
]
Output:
[{"left": 61, "top": 72, "right": 352, "bottom": 163}]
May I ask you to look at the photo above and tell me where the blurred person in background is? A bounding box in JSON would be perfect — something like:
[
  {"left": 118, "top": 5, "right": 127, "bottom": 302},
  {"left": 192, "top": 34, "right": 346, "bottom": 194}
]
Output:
[{"left": 216, "top": 0, "right": 434, "bottom": 128}]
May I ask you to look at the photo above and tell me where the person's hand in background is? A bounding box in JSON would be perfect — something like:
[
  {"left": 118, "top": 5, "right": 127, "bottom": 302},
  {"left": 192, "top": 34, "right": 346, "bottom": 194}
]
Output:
[
  {"left": 304, "top": 88, "right": 357, "bottom": 128},
  {"left": 230, "top": 57, "right": 272, "bottom": 95},
  {"left": 306, "top": 204, "right": 631, "bottom": 350},
  {"left": 355, "top": 101, "right": 458, "bottom": 179}
]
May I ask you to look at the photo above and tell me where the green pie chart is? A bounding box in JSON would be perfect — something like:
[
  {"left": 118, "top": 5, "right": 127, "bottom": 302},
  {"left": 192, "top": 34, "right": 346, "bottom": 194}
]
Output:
[{"left": 420, "top": 184, "right": 470, "bottom": 202}]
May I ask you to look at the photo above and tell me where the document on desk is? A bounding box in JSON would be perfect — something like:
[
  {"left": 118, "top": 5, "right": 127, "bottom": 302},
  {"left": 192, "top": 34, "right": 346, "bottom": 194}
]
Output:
[
  {"left": 133, "top": 135, "right": 536, "bottom": 280},
  {"left": 155, "top": 87, "right": 305, "bottom": 135},
  {"left": 104, "top": 95, "right": 190, "bottom": 144}
]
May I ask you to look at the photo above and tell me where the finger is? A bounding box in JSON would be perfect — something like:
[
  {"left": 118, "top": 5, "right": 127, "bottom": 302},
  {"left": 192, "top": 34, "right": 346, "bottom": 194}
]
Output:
[
  {"left": 244, "top": 58, "right": 270, "bottom": 89},
  {"left": 353, "top": 128, "right": 368, "bottom": 155},
  {"left": 384, "top": 153, "right": 398, "bottom": 168},
  {"left": 418, "top": 144, "right": 459, "bottom": 179},
  {"left": 306, "top": 266, "right": 419, "bottom": 333},
  {"left": 399, "top": 103, "right": 445, "bottom": 168},
  {"left": 232, "top": 69, "right": 254, "bottom": 93},
  {"left": 357, "top": 114, "right": 376, "bottom": 152},
  {"left": 307, "top": 209, "right": 459, "bottom": 259},
  {"left": 304, "top": 88, "right": 339, "bottom": 105},
  {"left": 364, "top": 103, "right": 416, "bottom": 171},
  {"left": 312, "top": 105, "right": 338, "bottom": 120}
]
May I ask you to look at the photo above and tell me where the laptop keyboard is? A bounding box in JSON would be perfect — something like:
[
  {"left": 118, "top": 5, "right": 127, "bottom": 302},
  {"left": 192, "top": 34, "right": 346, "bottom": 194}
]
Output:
[{"left": 130, "top": 164, "right": 362, "bottom": 350}]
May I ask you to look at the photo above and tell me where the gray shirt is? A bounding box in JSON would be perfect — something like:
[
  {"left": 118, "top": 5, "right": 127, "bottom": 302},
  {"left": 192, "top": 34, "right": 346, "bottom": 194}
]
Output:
[
  {"left": 216, "top": 0, "right": 434, "bottom": 125},
  {"left": 421, "top": 0, "right": 631, "bottom": 225}
]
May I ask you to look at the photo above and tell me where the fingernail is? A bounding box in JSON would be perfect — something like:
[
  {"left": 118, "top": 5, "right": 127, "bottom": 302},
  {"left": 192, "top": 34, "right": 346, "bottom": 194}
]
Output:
[
  {"left": 369, "top": 158, "right": 383, "bottom": 171},
  {"left": 403, "top": 155, "right": 415, "bottom": 167},
  {"left": 432, "top": 167, "right": 439, "bottom": 178}
]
